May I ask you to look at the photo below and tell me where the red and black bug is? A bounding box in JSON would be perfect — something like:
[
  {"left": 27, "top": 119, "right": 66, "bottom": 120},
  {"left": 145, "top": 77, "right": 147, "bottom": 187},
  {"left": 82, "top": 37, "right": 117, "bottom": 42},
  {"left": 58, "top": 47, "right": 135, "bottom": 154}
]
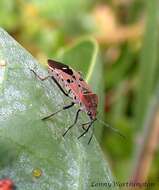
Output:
[
  {"left": 0, "top": 178, "right": 15, "bottom": 190},
  {"left": 31, "top": 59, "right": 124, "bottom": 144}
]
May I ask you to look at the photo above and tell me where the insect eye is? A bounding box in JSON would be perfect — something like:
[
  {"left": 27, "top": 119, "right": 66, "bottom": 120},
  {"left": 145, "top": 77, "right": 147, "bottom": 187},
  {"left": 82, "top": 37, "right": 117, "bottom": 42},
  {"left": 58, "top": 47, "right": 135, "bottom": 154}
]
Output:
[{"left": 88, "top": 111, "right": 91, "bottom": 116}]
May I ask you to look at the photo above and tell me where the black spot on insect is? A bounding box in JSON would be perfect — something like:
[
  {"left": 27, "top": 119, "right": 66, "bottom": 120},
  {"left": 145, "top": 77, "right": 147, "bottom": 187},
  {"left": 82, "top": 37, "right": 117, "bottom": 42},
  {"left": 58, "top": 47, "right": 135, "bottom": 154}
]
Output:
[
  {"left": 67, "top": 79, "right": 71, "bottom": 83},
  {"left": 79, "top": 77, "right": 83, "bottom": 81},
  {"left": 78, "top": 84, "right": 81, "bottom": 87},
  {"left": 74, "top": 96, "right": 76, "bottom": 100},
  {"left": 72, "top": 75, "right": 76, "bottom": 79}
]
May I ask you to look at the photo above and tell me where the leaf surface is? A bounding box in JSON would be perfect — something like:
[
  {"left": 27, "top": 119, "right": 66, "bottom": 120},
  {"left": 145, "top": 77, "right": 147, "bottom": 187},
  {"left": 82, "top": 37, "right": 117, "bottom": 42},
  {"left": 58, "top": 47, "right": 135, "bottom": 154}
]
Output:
[{"left": 0, "top": 28, "right": 115, "bottom": 190}]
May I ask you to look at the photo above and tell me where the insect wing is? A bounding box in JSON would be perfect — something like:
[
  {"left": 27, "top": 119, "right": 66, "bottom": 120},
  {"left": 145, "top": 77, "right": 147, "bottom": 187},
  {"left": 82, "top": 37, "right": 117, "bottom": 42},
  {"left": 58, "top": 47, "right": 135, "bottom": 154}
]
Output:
[{"left": 48, "top": 59, "right": 73, "bottom": 75}]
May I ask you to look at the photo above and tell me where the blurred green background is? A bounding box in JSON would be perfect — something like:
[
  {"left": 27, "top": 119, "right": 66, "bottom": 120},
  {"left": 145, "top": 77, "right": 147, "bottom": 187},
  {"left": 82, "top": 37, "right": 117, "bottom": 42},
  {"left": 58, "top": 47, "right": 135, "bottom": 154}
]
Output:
[{"left": 1, "top": 0, "right": 159, "bottom": 189}]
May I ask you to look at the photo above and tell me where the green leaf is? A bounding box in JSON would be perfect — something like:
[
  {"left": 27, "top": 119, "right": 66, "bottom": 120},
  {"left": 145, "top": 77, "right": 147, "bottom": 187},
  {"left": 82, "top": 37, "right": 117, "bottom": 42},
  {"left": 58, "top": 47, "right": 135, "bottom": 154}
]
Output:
[
  {"left": 0, "top": 28, "right": 115, "bottom": 189},
  {"left": 135, "top": 0, "right": 159, "bottom": 128}
]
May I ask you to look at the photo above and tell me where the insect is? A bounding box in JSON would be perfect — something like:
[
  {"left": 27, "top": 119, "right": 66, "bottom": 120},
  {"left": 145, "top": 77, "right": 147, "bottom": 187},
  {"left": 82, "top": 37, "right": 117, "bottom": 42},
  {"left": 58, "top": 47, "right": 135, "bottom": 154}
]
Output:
[
  {"left": 31, "top": 59, "right": 124, "bottom": 144},
  {"left": 0, "top": 178, "right": 15, "bottom": 190}
]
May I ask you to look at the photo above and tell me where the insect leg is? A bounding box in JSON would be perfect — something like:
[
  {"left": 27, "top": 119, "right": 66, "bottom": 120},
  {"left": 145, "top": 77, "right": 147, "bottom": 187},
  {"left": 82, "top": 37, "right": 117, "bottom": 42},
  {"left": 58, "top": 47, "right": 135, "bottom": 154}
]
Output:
[
  {"left": 42, "top": 102, "right": 75, "bottom": 120},
  {"left": 63, "top": 109, "right": 81, "bottom": 137},
  {"left": 31, "top": 69, "right": 69, "bottom": 97},
  {"left": 30, "top": 69, "right": 50, "bottom": 81},
  {"left": 51, "top": 76, "right": 69, "bottom": 97},
  {"left": 80, "top": 121, "right": 91, "bottom": 131},
  {"left": 87, "top": 124, "right": 95, "bottom": 144},
  {"left": 77, "top": 121, "right": 94, "bottom": 140},
  {"left": 88, "top": 119, "right": 97, "bottom": 144}
]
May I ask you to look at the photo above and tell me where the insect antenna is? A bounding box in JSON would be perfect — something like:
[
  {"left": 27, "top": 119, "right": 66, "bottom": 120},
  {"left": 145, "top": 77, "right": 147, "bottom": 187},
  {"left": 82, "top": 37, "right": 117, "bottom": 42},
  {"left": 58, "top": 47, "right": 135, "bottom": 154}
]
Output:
[{"left": 97, "top": 118, "right": 126, "bottom": 139}]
